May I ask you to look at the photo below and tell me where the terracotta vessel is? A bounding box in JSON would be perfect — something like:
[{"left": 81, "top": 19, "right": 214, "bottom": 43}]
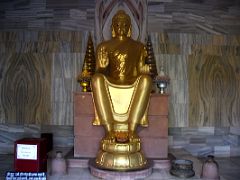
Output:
[
  {"left": 201, "top": 155, "right": 220, "bottom": 180},
  {"left": 51, "top": 151, "right": 67, "bottom": 175}
]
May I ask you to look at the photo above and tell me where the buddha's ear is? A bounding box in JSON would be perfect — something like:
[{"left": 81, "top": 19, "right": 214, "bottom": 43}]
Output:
[
  {"left": 127, "top": 26, "right": 132, "bottom": 37},
  {"left": 111, "top": 25, "right": 116, "bottom": 38}
]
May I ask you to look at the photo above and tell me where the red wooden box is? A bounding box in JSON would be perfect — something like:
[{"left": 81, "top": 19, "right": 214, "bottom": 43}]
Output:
[{"left": 14, "top": 138, "right": 47, "bottom": 172}]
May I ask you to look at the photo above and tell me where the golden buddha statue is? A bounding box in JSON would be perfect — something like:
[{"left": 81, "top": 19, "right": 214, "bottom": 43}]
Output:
[{"left": 91, "top": 10, "right": 152, "bottom": 170}]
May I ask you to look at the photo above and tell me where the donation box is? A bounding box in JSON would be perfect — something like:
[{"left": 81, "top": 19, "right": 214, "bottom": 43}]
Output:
[{"left": 14, "top": 138, "right": 47, "bottom": 172}]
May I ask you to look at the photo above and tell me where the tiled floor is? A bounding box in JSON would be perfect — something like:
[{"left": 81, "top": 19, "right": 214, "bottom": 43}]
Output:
[{"left": 1, "top": 148, "right": 240, "bottom": 180}]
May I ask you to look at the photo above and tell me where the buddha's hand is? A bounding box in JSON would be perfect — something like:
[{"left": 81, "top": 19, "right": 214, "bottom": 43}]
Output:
[{"left": 98, "top": 46, "right": 109, "bottom": 68}]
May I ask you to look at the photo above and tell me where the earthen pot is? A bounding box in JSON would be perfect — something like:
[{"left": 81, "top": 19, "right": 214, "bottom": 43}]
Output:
[
  {"left": 51, "top": 151, "right": 67, "bottom": 175},
  {"left": 201, "top": 155, "right": 220, "bottom": 180}
]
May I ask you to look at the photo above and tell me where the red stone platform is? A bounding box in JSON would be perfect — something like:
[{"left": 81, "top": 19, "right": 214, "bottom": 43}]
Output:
[{"left": 74, "top": 92, "right": 169, "bottom": 159}]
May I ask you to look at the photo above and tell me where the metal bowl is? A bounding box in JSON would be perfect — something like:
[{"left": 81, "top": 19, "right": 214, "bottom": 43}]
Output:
[{"left": 170, "top": 159, "right": 195, "bottom": 178}]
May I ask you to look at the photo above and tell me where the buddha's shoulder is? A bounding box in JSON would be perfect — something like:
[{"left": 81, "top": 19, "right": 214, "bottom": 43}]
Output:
[
  {"left": 97, "top": 39, "right": 112, "bottom": 47},
  {"left": 128, "top": 39, "right": 145, "bottom": 49},
  {"left": 97, "top": 38, "right": 145, "bottom": 49},
  {"left": 96, "top": 41, "right": 112, "bottom": 52}
]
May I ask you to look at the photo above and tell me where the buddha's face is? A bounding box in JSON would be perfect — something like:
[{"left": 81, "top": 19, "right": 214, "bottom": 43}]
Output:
[
  {"left": 112, "top": 11, "right": 131, "bottom": 37},
  {"left": 112, "top": 19, "right": 130, "bottom": 37}
]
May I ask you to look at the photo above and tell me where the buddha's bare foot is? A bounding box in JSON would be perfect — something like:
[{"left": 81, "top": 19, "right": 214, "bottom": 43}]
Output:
[{"left": 129, "top": 131, "right": 140, "bottom": 142}]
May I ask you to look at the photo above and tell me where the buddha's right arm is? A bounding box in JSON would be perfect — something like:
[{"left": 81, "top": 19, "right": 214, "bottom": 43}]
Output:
[{"left": 96, "top": 45, "right": 109, "bottom": 73}]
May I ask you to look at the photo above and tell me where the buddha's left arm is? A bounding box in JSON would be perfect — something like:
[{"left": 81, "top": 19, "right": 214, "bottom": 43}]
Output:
[{"left": 138, "top": 45, "right": 150, "bottom": 74}]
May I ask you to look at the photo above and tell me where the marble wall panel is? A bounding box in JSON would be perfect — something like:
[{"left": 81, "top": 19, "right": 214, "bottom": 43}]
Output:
[
  {"left": 0, "top": 0, "right": 239, "bottom": 34},
  {"left": 0, "top": 31, "right": 88, "bottom": 125},
  {"left": 0, "top": 31, "right": 86, "bottom": 125},
  {"left": 0, "top": 53, "right": 52, "bottom": 124},
  {"left": 188, "top": 54, "right": 240, "bottom": 127},
  {"left": 156, "top": 43, "right": 180, "bottom": 54},
  {"left": 226, "top": 36, "right": 240, "bottom": 46},
  {"left": 53, "top": 54, "right": 75, "bottom": 78},
  {"left": 51, "top": 52, "right": 83, "bottom": 125},
  {"left": 155, "top": 54, "right": 188, "bottom": 127},
  {"left": 152, "top": 33, "right": 240, "bottom": 127},
  {"left": 1, "top": 31, "right": 240, "bottom": 127},
  {"left": 52, "top": 102, "right": 73, "bottom": 125},
  {"left": 169, "top": 104, "right": 188, "bottom": 127},
  {"left": 53, "top": 78, "right": 73, "bottom": 102},
  {"left": 0, "top": 54, "right": 10, "bottom": 122},
  {"left": 192, "top": 45, "right": 240, "bottom": 56}
]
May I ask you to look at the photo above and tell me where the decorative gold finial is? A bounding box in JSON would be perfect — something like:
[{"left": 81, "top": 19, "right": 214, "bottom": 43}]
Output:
[
  {"left": 77, "top": 33, "right": 96, "bottom": 92},
  {"left": 145, "top": 35, "right": 158, "bottom": 79},
  {"left": 78, "top": 63, "right": 91, "bottom": 92},
  {"left": 84, "top": 33, "right": 96, "bottom": 76}
]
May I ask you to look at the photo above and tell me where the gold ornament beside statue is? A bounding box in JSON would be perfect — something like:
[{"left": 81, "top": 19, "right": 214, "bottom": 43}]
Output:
[
  {"left": 91, "top": 10, "right": 152, "bottom": 170},
  {"left": 154, "top": 66, "right": 170, "bottom": 94},
  {"left": 77, "top": 33, "right": 96, "bottom": 92},
  {"left": 77, "top": 63, "right": 91, "bottom": 92},
  {"left": 145, "top": 35, "right": 158, "bottom": 80}
]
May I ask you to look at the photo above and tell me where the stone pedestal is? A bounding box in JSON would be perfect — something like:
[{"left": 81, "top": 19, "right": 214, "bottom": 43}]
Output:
[
  {"left": 74, "top": 92, "right": 169, "bottom": 160},
  {"left": 89, "top": 159, "right": 153, "bottom": 179}
]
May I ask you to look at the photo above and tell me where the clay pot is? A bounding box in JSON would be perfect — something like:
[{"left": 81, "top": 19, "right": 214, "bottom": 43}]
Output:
[
  {"left": 51, "top": 151, "right": 67, "bottom": 175},
  {"left": 201, "top": 155, "right": 220, "bottom": 180}
]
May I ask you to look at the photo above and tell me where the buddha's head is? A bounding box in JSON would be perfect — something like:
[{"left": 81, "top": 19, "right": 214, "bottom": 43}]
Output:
[{"left": 112, "top": 10, "right": 131, "bottom": 38}]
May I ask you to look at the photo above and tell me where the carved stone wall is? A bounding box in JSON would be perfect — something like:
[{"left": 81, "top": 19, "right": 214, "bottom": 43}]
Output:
[
  {"left": 0, "top": 0, "right": 239, "bottom": 127},
  {"left": 150, "top": 33, "right": 240, "bottom": 127},
  {"left": 0, "top": 32, "right": 239, "bottom": 127},
  {"left": 188, "top": 46, "right": 240, "bottom": 127},
  {"left": 0, "top": 31, "right": 88, "bottom": 125},
  {"left": 0, "top": 53, "right": 51, "bottom": 124},
  {"left": 0, "top": 0, "right": 239, "bottom": 34}
]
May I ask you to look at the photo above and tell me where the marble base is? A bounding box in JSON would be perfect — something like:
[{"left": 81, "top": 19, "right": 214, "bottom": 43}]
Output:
[
  {"left": 89, "top": 159, "right": 153, "bottom": 180},
  {"left": 67, "top": 157, "right": 172, "bottom": 169},
  {"left": 153, "top": 154, "right": 175, "bottom": 170}
]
